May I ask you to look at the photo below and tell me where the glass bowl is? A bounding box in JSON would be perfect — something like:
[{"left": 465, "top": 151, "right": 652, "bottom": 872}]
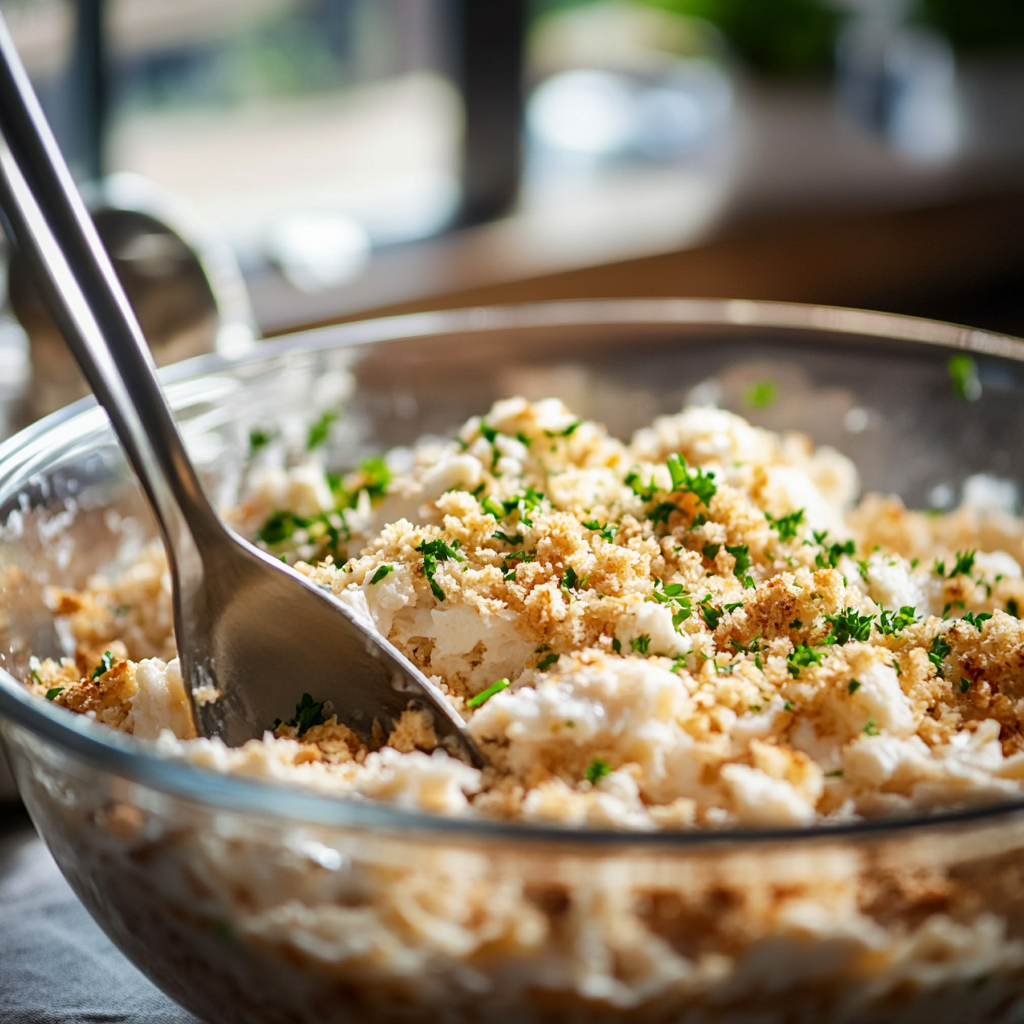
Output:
[{"left": 3, "top": 299, "right": 1024, "bottom": 1023}]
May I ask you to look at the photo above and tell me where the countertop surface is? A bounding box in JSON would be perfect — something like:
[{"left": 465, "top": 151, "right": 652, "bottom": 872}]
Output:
[{"left": 0, "top": 802, "right": 199, "bottom": 1024}]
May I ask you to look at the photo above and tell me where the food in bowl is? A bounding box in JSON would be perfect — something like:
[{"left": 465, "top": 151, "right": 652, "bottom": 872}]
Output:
[
  {"left": 24, "top": 396, "right": 1024, "bottom": 830},
  {"left": 7, "top": 303, "right": 1024, "bottom": 1023}
]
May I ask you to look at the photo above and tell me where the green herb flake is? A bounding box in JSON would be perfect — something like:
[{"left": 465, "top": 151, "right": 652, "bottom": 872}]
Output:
[
  {"left": 765, "top": 508, "right": 805, "bottom": 541},
  {"left": 949, "top": 550, "right": 976, "bottom": 578},
  {"left": 878, "top": 605, "right": 919, "bottom": 636},
  {"left": 493, "top": 530, "right": 524, "bottom": 546},
  {"left": 948, "top": 354, "right": 981, "bottom": 402},
  {"left": 91, "top": 650, "right": 114, "bottom": 681},
  {"left": 814, "top": 534, "right": 856, "bottom": 570},
  {"left": 583, "top": 519, "right": 618, "bottom": 543},
  {"left": 248, "top": 425, "right": 279, "bottom": 456},
  {"left": 699, "top": 598, "right": 722, "bottom": 630},
  {"left": 825, "top": 769, "right": 844, "bottom": 778},
  {"left": 789, "top": 619, "right": 803, "bottom": 630},
  {"left": 624, "top": 470, "right": 659, "bottom": 502},
  {"left": 667, "top": 453, "right": 717, "bottom": 507},
  {"left": 584, "top": 758, "right": 612, "bottom": 784},
  {"left": 824, "top": 607, "right": 875, "bottom": 645},
  {"left": 1008, "top": 599, "right": 1020, "bottom": 618},
  {"left": 787, "top": 644, "right": 824, "bottom": 677},
  {"left": 481, "top": 496, "right": 505, "bottom": 519},
  {"left": 467, "top": 678, "right": 510, "bottom": 709},
  {"left": 745, "top": 379, "right": 778, "bottom": 409},
  {"left": 848, "top": 679, "right": 861, "bottom": 694},
  {"left": 417, "top": 537, "right": 466, "bottom": 602},
  {"left": 648, "top": 501, "right": 680, "bottom": 525},
  {"left": 929, "top": 634, "right": 952, "bottom": 674},
  {"left": 45, "top": 686, "right": 63, "bottom": 701},
  {"left": 863, "top": 718, "right": 881, "bottom": 736},
  {"left": 369, "top": 565, "right": 393, "bottom": 585},
  {"left": 611, "top": 639, "right": 622, "bottom": 654},
  {"left": 960, "top": 677, "right": 973, "bottom": 693},
  {"left": 702, "top": 543, "right": 721, "bottom": 560},
  {"left": 961, "top": 611, "right": 993, "bottom": 630},
  {"left": 630, "top": 634, "right": 651, "bottom": 655},
  {"left": 726, "top": 543, "right": 751, "bottom": 579},
  {"left": 306, "top": 411, "right": 338, "bottom": 450},
  {"left": 561, "top": 566, "right": 579, "bottom": 591},
  {"left": 282, "top": 693, "right": 327, "bottom": 736},
  {"left": 546, "top": 419, "right": 581, "bottom": 438},
  {"left": 537, "top": 652, "right": 560, "bottom": 671}
]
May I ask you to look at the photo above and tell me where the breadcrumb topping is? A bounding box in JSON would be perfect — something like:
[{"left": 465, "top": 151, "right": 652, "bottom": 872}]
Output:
[{"left": 26, "top": 398, "right": 1024, "bottom": 829}]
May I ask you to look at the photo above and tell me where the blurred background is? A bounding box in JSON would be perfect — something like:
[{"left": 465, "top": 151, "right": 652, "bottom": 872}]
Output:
[{"left": 0, "top": 0, "right": 1023, "bottom": 428}]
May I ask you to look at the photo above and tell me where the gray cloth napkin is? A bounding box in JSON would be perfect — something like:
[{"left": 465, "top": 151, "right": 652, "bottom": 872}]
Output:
[{"left": 0, "top": 805, "right": 200, "bottom": 1023}]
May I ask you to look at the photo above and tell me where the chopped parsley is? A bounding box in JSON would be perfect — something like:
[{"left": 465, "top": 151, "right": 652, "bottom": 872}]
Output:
[
  {"left": 353, "top": 457, "right": 391, "bottom": 501},
  {"left": 765, "top": 508, "right": 804, "bottom": 541},
  {"left": 726, "top": 543, "right": 751, "bottom": 580},
  {"left": 624, "top": 470, "right": 658, "bottom": 502},
  {"left": 257, "top": 510, "right": 309, "bottom": 546},
  {"left": 960, "top": 677, "right": 973, "bottom": 693},
  {"left": 560, "top": 566, "right": 580, "bottom": 591},
  {"left": 582, "top": 519, "right": 617, "bottom": 543},
  {"left": 493, "top": 530, "right": 523, "bottom": 545},
  {"left": 813, "top": 532, "right": 856, "bottom": 569},
  {"left": 501, "top": 550, "right": 535, "bottom": 580},
  {"left": 745, "top": 379, "right": 778, "bottom": 409},
  {"left": 699, "top": 597, "right": 723, "bottom": 630},
  {"left": 666, "top": 453, "right": 717, "bottom": 507},
  {"left": 546, "top": 420, "right": 582, "bottom": 438},
  {"left": 789, "top": 619, "right": 803, "bottom": 630},
  {"left": 877, "top": 605, "right": 918, "bottom": 635},
  {"left": 648, "top": 501, "right": 680, "bottom": 525},
  {"left": 612, "top": 639, "right": 622, "bottom": 654},
  {"left": 1008, "top": 599, "right": 1020, "bottom": 618},
  {"left": 248, "top": 425, "right": 279, "bottom": 456},
  {"left": 928, "top": 633, "right": 952, "bottom": 674},
  {"left": 91, "top": 650, "right": 113, "bottom": 681},
  {"left": 823, "top": 607, "right": 874, "bottom": 645},
  {"left": 536, "top": 652, "right": 560, "bottom": 671},
  {"left": 467, "top": 678, "right": 510, "bottom": 709},
  {"left": 278, "top": 693, "right": 327, "bottom": 736},
  {"left": 630, "top": 634, "right": 651, "bottom": 655},
  {"left": 935, "top": 550, "right": 976, "bottom": 579},
  {"left": 650, "top": 579, "right": 692, "bottom": 627},
  {"left": 961, "top": 610, "right": 992, "bottom": 630},
  {"left": 584, "top": 758, "right": 612, "bottom": 783},
  {"left": 369, "top": 564, "right": 393, "bottom": 585},
  {"left": 306, "top": 411, "right": 338, "bottom": 450},
  {"left": 948, "top": 353, "right": 981, "bottom": 402},
  {"left": 45, "top": 686, "right": 63, "bottom": 701},
  {"left": 481, "top": 496, "right": 505, "bottom": 519},
  {"left": 848, "top": 679, "right": 861, "bottom": 694},
  {"left": 417, "top": 537, "right": 465, "bottom": 601},
  {"left": 863, "top": 718, "right": 881, "bottom": 736},
  {"left": 702, "top": 543, "right": 720, "bottom": 560},
  {"left": 787, "top": 644, "right": 824, "bottom": 677}
]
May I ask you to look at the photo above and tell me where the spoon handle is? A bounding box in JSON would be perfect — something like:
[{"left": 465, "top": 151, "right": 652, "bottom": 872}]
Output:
[{"left": 0, "top": 14, "right": 223, "bottom": 572}]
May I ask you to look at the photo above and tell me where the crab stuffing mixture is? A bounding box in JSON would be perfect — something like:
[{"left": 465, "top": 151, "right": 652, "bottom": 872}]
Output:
[{"left": 25, "top": 398, "right": 1024, "bottom": 830}]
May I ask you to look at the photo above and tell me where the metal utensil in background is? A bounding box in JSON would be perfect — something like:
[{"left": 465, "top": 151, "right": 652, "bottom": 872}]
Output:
[
  {"left": 0, "top": 12, "right": 483, "bottom": 765},
  {"left": 7, "top": 171, "right": 257, "bottom": 423}
]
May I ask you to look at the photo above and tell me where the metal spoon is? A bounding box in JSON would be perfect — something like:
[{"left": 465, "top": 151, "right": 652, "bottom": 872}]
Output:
[{"left": 0, "top": 15, "right": 482, "bottom": 764}]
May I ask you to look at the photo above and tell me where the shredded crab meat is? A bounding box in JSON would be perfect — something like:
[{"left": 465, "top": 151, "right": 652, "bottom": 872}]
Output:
[{"left": 27, "top": 397, "right": 1024, "bottom": 830}]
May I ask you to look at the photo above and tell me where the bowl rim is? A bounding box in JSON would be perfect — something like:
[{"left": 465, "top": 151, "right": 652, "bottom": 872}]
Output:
[{"left": 4, "top": 296, "right": 1024, "bottom": 848}]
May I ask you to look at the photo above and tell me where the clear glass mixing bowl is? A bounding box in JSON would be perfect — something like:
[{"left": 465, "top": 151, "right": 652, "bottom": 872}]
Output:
[{"left": 3, "top": 300, "right": 1024, "bottom": 1023}]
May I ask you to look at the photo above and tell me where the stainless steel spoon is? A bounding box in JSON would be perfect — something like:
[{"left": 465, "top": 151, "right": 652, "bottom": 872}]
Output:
[{"left": 0, "top": 15, "right": 482, "bottom": 764}]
